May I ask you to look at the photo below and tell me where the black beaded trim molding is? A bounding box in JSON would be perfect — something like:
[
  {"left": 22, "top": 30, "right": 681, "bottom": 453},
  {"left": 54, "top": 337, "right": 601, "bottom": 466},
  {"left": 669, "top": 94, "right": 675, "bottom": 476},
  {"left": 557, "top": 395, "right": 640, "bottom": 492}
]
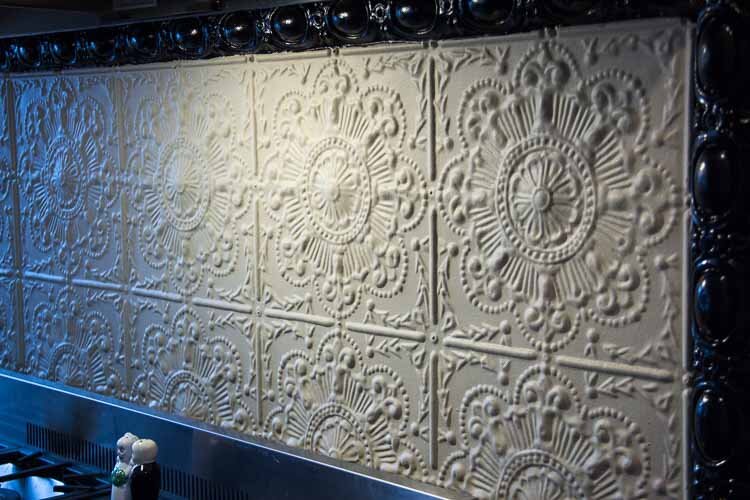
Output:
[
  {"left": 691, "top": 0, "right": 750, "bottom": 498},
  {"left": 0, "top": 0, "right": 698, "bottom": 72}
]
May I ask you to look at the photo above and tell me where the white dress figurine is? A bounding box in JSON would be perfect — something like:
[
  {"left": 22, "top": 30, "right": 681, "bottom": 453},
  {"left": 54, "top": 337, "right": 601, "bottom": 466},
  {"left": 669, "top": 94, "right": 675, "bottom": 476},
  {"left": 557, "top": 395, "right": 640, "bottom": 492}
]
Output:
[{"left": 111, "top": 432, "right": 139, "bottom": 500}]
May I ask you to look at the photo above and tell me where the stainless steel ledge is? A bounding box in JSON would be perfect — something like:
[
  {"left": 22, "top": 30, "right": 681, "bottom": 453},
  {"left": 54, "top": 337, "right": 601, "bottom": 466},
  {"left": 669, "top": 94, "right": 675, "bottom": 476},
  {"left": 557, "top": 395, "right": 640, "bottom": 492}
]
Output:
[{"left": 0, "top": 370, "right": 468, "bottom": 500}]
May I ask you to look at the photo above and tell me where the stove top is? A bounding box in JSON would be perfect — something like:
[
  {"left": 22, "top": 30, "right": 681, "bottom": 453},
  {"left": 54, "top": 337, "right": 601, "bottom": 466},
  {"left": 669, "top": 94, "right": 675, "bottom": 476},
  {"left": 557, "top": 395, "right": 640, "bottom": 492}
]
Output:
[
  {"left": 0, "top": 489, "right": 21, "bottom": 500},
  {"left": 0, "top": 446, "right": 109, "bottom": 499}
]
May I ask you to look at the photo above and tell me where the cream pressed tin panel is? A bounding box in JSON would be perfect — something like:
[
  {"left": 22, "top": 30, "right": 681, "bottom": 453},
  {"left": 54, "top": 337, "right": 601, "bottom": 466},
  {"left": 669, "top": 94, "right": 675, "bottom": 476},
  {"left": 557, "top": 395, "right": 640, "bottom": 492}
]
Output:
[
  {"left": 0, "top": 18, "right": 689, "bottom": 499},
  {"left": 434, "top": 24, "right": 688, "bottom": 499},
  {"left": 22, "top": 279, "right": 125, "bottom": 397},
  {"left": 14, "top": 74, "right": 123, "bottom": 282},
  {"left": 0, "top": 277, "right": 20, "bottom": 370},
  {"left": 0, "top": 79, "right": 14, "bottom": 272},
  {"left": 255, "top": 45, "right": 431, "bottom": 325},
  {"left": 121, "top": 60, "right": 256, "bottom": 301},
  {"left": 255, "top": 46, "right": 434, "bottom": 479},
  {"left": 128, "top": 295, "right": 258, "bottom": 434}
]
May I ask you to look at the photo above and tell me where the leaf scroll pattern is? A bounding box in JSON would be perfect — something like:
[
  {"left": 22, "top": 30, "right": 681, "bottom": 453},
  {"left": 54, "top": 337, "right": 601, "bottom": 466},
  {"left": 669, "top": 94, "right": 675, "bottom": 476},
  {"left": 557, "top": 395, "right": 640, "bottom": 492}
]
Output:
[
  {"left": 15, "top": 76, "right": 120, "bottom": 279},
  {"left": 438, "top": 40, "right": 680, "bottom": 352},
  {"left": 261, "top": 59, "right": 427, "bottom": 319},
  {"left": 440, "top": 366, "right": 651, "bottom": 499}
]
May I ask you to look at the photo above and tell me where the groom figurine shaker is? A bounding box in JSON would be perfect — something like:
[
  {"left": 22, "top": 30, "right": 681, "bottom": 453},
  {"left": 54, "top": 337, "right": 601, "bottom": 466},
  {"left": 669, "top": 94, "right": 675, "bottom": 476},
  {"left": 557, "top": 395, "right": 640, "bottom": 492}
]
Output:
[{"left": 130, "top": 438, "right": 161, "bottom": 500}]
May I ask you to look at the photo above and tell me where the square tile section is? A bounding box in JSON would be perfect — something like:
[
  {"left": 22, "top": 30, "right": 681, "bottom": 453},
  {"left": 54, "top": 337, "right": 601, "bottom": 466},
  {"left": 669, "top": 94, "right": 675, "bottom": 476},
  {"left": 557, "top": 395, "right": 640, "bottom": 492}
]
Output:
[
  {"left": 128, "top": 295, "right": 258, "bottom": 435},
  {"left": 255, "top": 46, "right": 432, "bottom": 326},
  {"left": 15, "top": 74, "right": 122, "bottom": 282},
  {"left": 121, "top": 61, "right": 256, "bottom": 303},
  {"left": 259, "top": 316, "right": 430, "bottom": 481},
  {"left": 23, "top": 279, "right": 125, "bottom": 398}
]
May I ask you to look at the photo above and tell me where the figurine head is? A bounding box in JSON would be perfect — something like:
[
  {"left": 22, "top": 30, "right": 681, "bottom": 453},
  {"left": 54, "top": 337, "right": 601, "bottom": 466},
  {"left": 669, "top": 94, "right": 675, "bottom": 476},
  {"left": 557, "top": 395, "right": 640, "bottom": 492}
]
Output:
[
  {"left": 116, "top": 432, "right": 139, "bottom": 463},
  {"left": 131, "top": 439, "right": 158, "bottom": 465}
]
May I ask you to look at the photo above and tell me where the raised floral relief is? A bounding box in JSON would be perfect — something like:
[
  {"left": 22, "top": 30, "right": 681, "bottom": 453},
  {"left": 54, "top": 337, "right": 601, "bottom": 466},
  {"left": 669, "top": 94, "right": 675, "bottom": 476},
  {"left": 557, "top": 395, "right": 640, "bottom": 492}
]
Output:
[
  {"left": 0, "top": 279, "right": 18, "bottom": 369},
  {"left": 124, "top": 66, "right": 254, "bottom": 299},
  {"left": 0, "top": 20, "right": 687, "bottom": 499},
  {"left": 438, "top": 41, "right": 680, "bottom": 352},
  {"left": 15, "top": 76, "right": 120, "bottom": 280},
  {"left": 434, "top": 28, "right": 685, "bottom": 498},
  {"left": 0, "top": 175, "right": 10, "bottom": 269},
  {"left": 0, "top": 81, "right": 13, "bottom": 271},
  {"left": 130, "top": 301, "right": 256, "bottom": 433},
  {"left": 441, "top": 366, "right": 650, "bottom": 499},
  {"left": 24, "top": 283, "right": 122, "bottom": 396},
  {"left": 261, "top": 59, "right": 427, "bottom": 319},
  {"left": 264, "top": 328, "right": 426, "bottom": 478}
]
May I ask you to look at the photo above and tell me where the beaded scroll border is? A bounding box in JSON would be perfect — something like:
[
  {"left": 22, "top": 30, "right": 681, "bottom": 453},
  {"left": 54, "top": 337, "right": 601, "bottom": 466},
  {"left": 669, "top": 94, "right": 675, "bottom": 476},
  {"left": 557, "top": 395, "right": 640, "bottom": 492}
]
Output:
[{"left": 0, "top": 1, "right": 696, "bottom": 73}]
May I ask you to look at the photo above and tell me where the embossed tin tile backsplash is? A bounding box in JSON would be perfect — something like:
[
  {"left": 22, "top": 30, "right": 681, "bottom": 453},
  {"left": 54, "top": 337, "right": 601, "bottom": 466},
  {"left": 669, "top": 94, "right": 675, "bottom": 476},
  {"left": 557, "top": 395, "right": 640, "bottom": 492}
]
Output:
[{"left": 0, "top": 18, "right": 690, "bottom": 499}]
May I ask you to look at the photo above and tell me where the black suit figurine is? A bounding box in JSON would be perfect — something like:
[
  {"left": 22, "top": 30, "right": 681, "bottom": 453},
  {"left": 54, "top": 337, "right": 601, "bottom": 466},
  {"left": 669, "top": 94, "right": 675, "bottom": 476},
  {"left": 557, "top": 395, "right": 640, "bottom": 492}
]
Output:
[{"left": 130, "top": 439, "right": 160, "bottom": 500}]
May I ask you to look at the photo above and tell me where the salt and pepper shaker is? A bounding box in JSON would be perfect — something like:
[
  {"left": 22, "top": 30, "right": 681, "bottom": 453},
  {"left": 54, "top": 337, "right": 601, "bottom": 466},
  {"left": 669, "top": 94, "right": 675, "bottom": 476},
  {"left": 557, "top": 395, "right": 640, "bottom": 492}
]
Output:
[
  {"left": 110, "top": 434, "right": 160, "bottom": 500},
  {"left": 111, "top": 433, "right": 139, "bottom": 500},
  {"left": 130, "top": 438, "right": 160, "bottom": 500}
]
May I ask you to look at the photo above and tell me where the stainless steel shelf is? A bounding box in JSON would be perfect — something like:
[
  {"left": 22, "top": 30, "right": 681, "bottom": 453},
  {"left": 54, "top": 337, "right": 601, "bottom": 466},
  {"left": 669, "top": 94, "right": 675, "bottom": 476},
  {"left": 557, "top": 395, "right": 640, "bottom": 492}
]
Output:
[{"left": 0, "top": 370, "right": 468, "bottom": 500}]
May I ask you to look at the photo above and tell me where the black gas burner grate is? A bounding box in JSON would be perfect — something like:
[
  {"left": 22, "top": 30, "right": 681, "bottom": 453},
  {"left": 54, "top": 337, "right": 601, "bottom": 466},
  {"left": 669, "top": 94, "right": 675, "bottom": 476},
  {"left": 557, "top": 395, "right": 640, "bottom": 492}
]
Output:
[{"left": 0, "top": 444, "right": 110, "bottom": 500}]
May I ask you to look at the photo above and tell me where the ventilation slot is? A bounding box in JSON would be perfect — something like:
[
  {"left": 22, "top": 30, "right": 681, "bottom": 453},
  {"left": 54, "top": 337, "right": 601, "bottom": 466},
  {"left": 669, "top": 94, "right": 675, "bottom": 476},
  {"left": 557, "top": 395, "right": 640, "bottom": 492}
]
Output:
[
  {"left": 26, "top": 422, "right": 115, "bottom": 471},
  {"left": 25, "top": 423, "right": 253, "bottom": 500}
]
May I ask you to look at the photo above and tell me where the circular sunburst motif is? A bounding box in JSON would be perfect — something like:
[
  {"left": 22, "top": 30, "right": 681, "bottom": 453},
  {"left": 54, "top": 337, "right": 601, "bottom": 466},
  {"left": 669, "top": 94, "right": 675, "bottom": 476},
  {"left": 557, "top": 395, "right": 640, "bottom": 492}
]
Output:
[
  {"left": 165, "top": 371, "right": 211, "bottom": 421},
  {"left": 160, "top": 138, "right": 211, "bottom": 233},
  {"left": 304, "top": 138, "right": 371, "bottom": 245},
  {"left": 498, "top": 451, "right": 585, "bottom": 500},
  {"left": 306, "top": 403, "right": 368, "bottom": 463},
  {"left": 17, "top": 78, "right": 118, "bottom": 274},
  {"left": 264, "top": 60, "right": 426, "bottom": 318},
  {"left": 137, "top": 129, "right": 227, "bottom": 278},
  {"left": 438, "top": 41, "right": 678, "bottom": 351},
  {"left": 44, "top": 136, "right": 86, "bottom": 220},
  {"left": 129, "top": 75, "right": 246, "bottom": 295},
  {"left": 49, "top": 343, "right": 87, "bottom": 387},
  {"left": 131, "top": 305, "right": 250, "bottom": 432},
  {"left": 497, "top": 137, "right": 595, "bottom": 265},
  {"left": 440, "top": 367, "right": 650, "bottom": 499},
  {"left": 265, "top": 331, "right": 425, "bottom": 478}
]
